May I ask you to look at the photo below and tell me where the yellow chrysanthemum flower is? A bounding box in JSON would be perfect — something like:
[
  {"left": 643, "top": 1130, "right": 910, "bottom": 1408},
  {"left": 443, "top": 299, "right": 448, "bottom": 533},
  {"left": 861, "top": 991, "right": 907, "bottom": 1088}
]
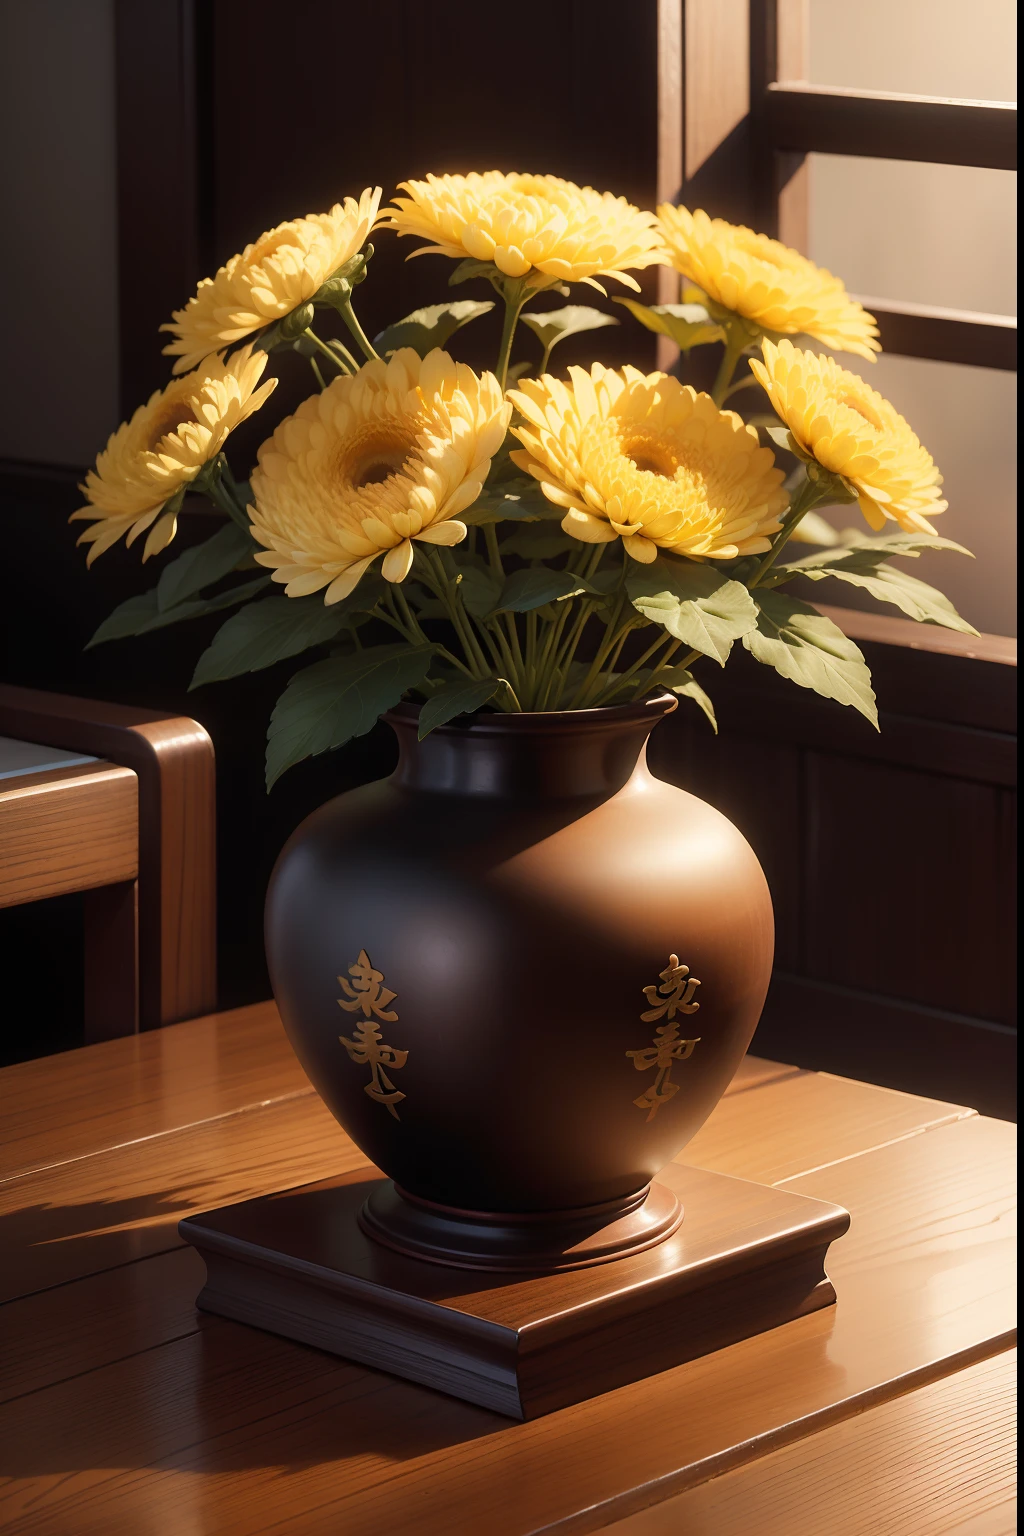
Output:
[
  {"left": 249, "top": 348, "right": 511, "bottom": 600},
  {"left": 70, "top": 346, "right": 277, "bottom": 564},
  {"left": 509, "top": 365, "right": 788, "bottom": 562},
  {"left": 382, "top": 172, "right": 665, "bottom": 291},
  {"left": 750, "top": 339, "right": 947, "bottom": 533},
  {"left": 657, "top": 205, "right": 880, "bottom": 362},
  {"left": 161, "top": 188, "right": 382, "bottom": 374}
]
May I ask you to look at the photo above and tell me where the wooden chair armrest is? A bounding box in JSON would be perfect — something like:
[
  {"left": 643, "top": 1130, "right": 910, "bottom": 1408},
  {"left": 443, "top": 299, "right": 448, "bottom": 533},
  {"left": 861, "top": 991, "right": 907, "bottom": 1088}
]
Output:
[{"left": 0, "top": 685, "right": 216, "bottom": 1028}]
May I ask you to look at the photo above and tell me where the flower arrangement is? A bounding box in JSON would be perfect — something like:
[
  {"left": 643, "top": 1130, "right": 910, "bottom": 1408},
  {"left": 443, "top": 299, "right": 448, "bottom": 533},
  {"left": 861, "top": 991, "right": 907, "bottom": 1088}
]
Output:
[{"left": 78, "top": 171, "right": 974, "bottom": 786}]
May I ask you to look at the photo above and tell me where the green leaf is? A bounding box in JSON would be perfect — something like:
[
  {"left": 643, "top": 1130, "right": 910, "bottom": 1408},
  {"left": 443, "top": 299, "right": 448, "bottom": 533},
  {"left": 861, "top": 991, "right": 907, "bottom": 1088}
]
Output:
[
  {"left": 373, "top": 300, "right": 494, "bottom": 359},
  {"left": 417, "top": 676, "right": 502, "bottom": 738},
  {"left": 520, "top": 305, "right": 618, "bottom": 358},
  {"left": 764, "top": 425, "right": 799, "bottom": 454},
  {"left": 493, "top": 567, "right": 591, "bottom": 613},
  {"left": 504, "top": 361, "right": 533, "bottom": 388},
  {"left": 87, "top": 591, "right": 162, "bottom": 646},
  {"left": 625, "top": 559, "right": 759, "bottom": 666},
  {"left": 87, "top": 576, "right": 270, "bottom": 648},
  {"left": 791, "top": 561, "right": 979, "bottom": 634},
  {"left": 787, "top": 510, "right": 842, "bottom": 547},
  {"left": 743, "top": 591, "right": 878, "bottom": 728},
  {"left": 156, "top": 522, "right": 254, "bottom": 613},
  {"left": 449, "top": 258, "right": 495, "bottom": 287},
  {"left": 818, "top": 531, "right": 974, "bottom": 560},
  {"left": 265, "top": 643, "right": 436, "bottom": 789},
  {"left": 190, "top": 594, "right": 352, "bottom": 689},
  {"left": 457, "top": 566, "right": 503, "bottom": 617},
  {"left": 614, "top": 298, "right": 725, "bottom": 352},
  {"left": 657, "top": 665, "right": 718, "bottom": 732},
  {"left": 500, "top": 522, "right": 576, "bottom": 559},
  {"left": 462, "top": 478, "right": 560, "bottom": 524}
]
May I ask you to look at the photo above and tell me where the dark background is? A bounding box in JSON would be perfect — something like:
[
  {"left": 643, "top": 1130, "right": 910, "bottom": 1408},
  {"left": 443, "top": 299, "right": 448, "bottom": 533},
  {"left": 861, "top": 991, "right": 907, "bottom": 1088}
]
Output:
[{"left": 0, "top": 0, "right": 1016, "bottom": 1117}]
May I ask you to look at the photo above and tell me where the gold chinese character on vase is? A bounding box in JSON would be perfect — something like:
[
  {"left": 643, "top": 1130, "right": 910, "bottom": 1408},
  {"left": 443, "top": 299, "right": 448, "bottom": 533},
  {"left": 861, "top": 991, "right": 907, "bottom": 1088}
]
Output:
[
  {"left": 338, "top": 949, "right": 408, "bottom": 1120},
  {"left": 626, "top": 954, "right": 701, "bottom": 1122}
]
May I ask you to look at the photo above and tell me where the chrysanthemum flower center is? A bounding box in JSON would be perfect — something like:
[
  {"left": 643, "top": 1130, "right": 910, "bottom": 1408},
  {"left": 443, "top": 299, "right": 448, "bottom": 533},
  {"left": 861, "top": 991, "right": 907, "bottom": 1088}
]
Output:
[
  {"left": 836, "top": 389, "right": 885, "bottom": 431},
  {"left": 509, "top": 365, "right": 790, "bottom": 562},
  {"left": 354, "top": 453, "right": 409, "bottom": 488},
  {"left": 623, "top": 434, "right": 679, "bottom": 479},
  {"left": 143, "top": 403, "right": 199, "bottom": 452},
  {"left": 331, "top": 425, "right": 418, "bottom": 494}
]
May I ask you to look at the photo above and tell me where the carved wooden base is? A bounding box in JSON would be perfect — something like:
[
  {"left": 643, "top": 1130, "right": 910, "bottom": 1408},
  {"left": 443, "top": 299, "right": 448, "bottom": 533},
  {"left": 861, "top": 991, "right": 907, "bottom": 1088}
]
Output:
[
  {"left": 359, "top": 1179, "right": 684, "bottom": 1271},
  {"left": 179, "top": 1161, "right": 850, "bottom": 1420}
]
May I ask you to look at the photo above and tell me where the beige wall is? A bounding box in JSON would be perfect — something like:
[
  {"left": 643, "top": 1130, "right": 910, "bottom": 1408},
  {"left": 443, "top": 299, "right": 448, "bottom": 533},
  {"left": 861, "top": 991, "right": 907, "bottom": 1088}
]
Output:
[
  {"left": 806, "top": 0, "right": 1017, "bottom": 636},
  {"left": 0, "top": 0, "right": 120, "bottom": 467}
]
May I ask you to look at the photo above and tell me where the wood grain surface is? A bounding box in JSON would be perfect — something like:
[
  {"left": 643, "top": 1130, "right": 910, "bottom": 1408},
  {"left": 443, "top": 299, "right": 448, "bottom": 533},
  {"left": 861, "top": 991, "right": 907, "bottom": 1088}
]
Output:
[
  {"left": 0, "top": 999, "right": 796, "bottom": 1183},
  {"left": 0, "top": 1246, "right": 209, "bottom": 1406},
  {"left": 598, "top": 1347, "right": 1017, "bottom": 1535},
  {"left": 681, "top": 1069, "right": 971, "bottom": 1184},
  {"left": 0, "top": 761, "right": 137, "bottom": 907},
  {"left": 0, "top": 1081, "right": 1013, "bottom": 1534},
  {"left": 0, "top": 1092, "right": 358, "bottom": 1302},
  {"left": 0, "top": 1001, "right": 311, "bottom": 1181},
  {"left": 0, "top": 1055, "right": 948, "bottom": 1305}
]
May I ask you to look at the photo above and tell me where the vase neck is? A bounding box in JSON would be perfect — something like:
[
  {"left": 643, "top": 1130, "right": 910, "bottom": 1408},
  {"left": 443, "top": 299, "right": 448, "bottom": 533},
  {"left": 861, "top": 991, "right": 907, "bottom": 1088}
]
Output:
[{"left": 386, "top": 697, "right": 676, "bottom": 800}]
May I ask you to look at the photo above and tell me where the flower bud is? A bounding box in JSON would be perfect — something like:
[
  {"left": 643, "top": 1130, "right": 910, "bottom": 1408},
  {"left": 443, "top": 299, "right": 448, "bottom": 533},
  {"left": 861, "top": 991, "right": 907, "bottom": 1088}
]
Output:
[{"left": 279, "top": 303, "right": 316, "bottom": 341}]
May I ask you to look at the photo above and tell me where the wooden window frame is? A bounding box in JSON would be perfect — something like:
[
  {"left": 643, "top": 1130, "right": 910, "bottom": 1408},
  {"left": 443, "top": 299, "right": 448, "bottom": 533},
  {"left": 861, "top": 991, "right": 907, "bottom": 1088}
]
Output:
[
  {"left": 749, "top": 0, "right": 1017, "bottom": 371},
  {"left": 661, "top": 1, "right": 1017, "bottom": 373}
]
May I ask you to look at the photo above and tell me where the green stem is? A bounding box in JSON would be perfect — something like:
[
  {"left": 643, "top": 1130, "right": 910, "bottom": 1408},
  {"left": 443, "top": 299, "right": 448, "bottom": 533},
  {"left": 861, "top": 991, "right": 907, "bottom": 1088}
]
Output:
[
  {"left": 599, "top": 619, "right": 636, "bottom": 681},
  {"left": 604, "top": 627, "right": 679, "bottom": 698},
  {"left": 419, "top": 551, "right": 490, "bottom": 677},
  {"left": 569, "top": 595, "right": 628, "bottom": 709},
  {"left": 333, "top": 337, "right": 361, "bottom": 373},
  {"left": 391, "top": 583, "right": 430, "bottom": 645},
  {"left": 503, "top": 613, "right": 526, "bottom": 688},
  {"left": 535, "top": 599, "right": 593, "bottom": 711},
  {"left": 602, "top": 640, "right": 688, "bottom": 705},
  {"left": 487, "top": 617, "right": 524, "bottom": 695},
  {"left": 340, "top": 298, "right": 380, "bottom": 363},
  {"left": 309, "top": 356, "right": 327, "bottom": 391},
  {"left": 470, "top": 613, "right": 508, "bottom": 677},
  {"left": 484, "top": 523, "right": 505, "bottom": 580},
  {"left": 533, "top": 601, "right": 574, "bottom": 710},
  {"left": 711, "top": 328, "right": 748, "bottom": 407},
  {"left": 495, "top": 285, "right": 527, "bottom": 392},
  {"left": 304, "top": 328, "right": 351, "bottom": 375},
  {"left": 582, "top": 540, "right": 609, "bottom": 580},
  {"left": 499, "top": 678, "right": 524, "bottom": 712},
  {"left": 748, "top": 478, "right": 826, "bottom": 589},
  {"left": 204, "top": 460, "right": 249, "bottom": 530},
  {"left": 721, "top": 373, "right": 759, "bottom": 403}
]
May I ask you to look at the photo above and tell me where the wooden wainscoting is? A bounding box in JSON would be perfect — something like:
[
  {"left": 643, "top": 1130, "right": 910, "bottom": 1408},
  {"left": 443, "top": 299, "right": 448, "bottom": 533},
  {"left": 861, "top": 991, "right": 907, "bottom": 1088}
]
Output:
[{"left": 647, "top": 608, "right": 1017, "bottom": 1121}]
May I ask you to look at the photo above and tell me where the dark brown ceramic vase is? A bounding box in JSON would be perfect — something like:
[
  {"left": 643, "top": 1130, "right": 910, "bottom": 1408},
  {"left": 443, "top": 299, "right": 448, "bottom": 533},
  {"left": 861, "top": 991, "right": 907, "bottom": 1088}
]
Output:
[{"left": 265, "top": 693, "right": 774, "bottom": 1271}]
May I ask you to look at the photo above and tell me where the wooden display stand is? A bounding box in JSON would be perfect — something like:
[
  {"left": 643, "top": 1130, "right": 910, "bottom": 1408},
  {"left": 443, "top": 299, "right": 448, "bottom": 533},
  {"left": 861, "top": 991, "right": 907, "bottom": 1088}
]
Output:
[{"left": 180, "top": 1161, "right": 850, "bottom": 1420}]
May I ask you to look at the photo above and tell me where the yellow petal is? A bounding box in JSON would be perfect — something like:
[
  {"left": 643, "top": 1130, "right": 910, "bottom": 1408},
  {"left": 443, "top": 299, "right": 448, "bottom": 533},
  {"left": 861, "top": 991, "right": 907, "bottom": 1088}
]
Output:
[
  {"left": 416, "top": 520, "right": 467, "bottom": 546},
  {"left": 381, "top": 539, "right": 415, "bottom": 583}
]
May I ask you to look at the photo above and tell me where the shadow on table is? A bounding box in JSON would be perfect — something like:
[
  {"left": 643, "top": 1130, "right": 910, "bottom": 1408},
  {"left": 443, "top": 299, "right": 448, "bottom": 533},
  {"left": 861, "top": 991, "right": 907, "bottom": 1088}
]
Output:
[
  {"left": 0, "top": 1186, "right": 847, "bottom": 1502},
  {"left": 0, "top": 1187, "right": 215, "bottom": 1303}
]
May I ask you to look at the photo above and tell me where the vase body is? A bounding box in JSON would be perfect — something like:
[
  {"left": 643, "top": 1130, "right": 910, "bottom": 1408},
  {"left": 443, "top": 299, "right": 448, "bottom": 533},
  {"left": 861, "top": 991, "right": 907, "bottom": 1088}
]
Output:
[{"left": 265, "top": 695, "right": 773, "bottom": 1256}]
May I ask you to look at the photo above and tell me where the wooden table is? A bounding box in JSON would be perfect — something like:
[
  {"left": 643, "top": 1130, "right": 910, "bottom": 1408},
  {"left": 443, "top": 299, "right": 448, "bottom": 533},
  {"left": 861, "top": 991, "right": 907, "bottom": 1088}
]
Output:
[{"left": 0, "top": 1003, "right": 1015, "bottom": 1534}]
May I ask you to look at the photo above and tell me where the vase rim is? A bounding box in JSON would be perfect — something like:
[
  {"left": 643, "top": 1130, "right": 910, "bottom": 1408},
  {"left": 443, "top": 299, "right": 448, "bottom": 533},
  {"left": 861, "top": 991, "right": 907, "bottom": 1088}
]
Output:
[{"left": 385, "top": 689, "right": 678, "bottom": 736}]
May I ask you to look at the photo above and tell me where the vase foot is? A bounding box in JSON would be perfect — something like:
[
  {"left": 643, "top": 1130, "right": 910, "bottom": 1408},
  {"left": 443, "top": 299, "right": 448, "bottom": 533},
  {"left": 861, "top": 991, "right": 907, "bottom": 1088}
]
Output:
[{"left": 357, "top": 1180, "right": 683, "bottom": 1272}]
